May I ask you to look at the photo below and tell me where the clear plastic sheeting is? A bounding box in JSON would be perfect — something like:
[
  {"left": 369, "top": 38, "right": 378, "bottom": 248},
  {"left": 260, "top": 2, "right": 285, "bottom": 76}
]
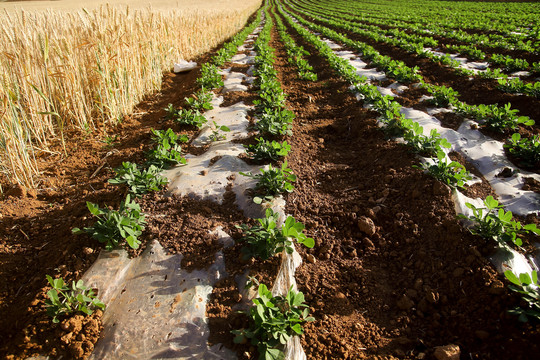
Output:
[
  {"left": 400, "top": 105, "right": 540, "bottom": 216},
  {"left": 83, "top": 239, "right": 235, "bottom": 360},
  {"left": 490, "top": 247, "right": 535, "bottom": 278},
  {"left": 173, "top": 60, "right": 197, "bottom": 73},
  {"left": 190, "top": 97, "right": 251, "bottom": 146},
  {"left": 221, "top": 70, "right": 250, "bottom": 92}
]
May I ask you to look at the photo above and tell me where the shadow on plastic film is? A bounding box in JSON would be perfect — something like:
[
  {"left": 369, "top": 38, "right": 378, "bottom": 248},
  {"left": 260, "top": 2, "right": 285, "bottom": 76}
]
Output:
[
  {"left": 86, "top": 240, "right": 230, "bottom": 360},
  {"left": 151, "top": 318, "right": 235, "bottom": 359}
]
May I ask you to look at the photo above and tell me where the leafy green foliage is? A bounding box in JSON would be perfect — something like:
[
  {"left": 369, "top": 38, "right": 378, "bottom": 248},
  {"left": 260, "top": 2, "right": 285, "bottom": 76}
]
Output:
[
  {"left": 504, "top": 270, "right": 540, "bottom": 322},
  {"left": 147, "top": 128, "right": 188, "bottom": 168},
  {"left": 72, "top": 195, "right": 147, "bottom": 250},
  {"left": 212, "top": 9, "right": 261, "bottom": 67},
  {"left": 417, "top": 151, "right": 472, "bottom": 189},
  {"left": 423, "top": 84, "right": 459, "bottom": 108},
  {"left": 256, "top": 107, "right": 295, "bottom": 137},
  {"left": 402, "top": 119, "right": 451, "bottom": 156},
  {"left": 101, "top": 134, "right": 119, "bottom": 148},
  {"left": 490, "top": 54, "right": 529, "bottom": 72},
  {"left": 275, "top": 13, "right": 317, "bottom": 82},
  {"left": 44, "top": 275, "right": 105, "bottom": 324},
  {"left": 232, "top": 284, "right": 314, "bottom": 360},
  {"left": 504, "top": 133, "right": 540, "bottom": 169},
  {"left": 163, "top": 103, "right": 207, "bottom": 128},
  {"left": 244, "top": 138, "right": 291, "bottom": 162},
  {"left": 482, "top": 103, "right": 534, "bottom": 133},
  {"left": 108, "top": 162, "right": 168, "bottom": 196},
  {"left": 235, "top": 209, "right": 314, "bottom": 260},
  {"left": 458, "top": 196, "right": 540, "bottom": 247},
  {"left": 176, "top": 108, "right": 208, "bottom": 128},
  {"left": 447, "top": 44, "right": 486, "bottom": 60},
  {"left": 185, "top": 89, "right": 214, "bottom": 111},
  {"left": 197, "top": 63, "right": 224, "bottom": 89},
  {"left": 164, "top": 103, "right": 178, "bottom": 120},
  {"left": 209, "top": 121, "right": 230, "bottom": 142},
  {"left": 240, "top": 162, "right": 296, "bottom": 204},
  {"left": 498, "top": 77, "right": 540, "bottom": 98},
  {"left": 455, "top": 102, "right": 534, "bottom": 133}
]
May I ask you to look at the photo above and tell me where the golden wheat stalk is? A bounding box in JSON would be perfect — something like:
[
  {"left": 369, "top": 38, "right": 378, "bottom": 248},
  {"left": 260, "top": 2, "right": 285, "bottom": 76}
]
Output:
[{"left": 0, "top": 1, "right": 261, "bottom": 190}]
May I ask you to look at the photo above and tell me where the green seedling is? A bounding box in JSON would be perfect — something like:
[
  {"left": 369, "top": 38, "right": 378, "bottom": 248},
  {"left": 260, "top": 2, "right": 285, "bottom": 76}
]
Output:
[
  {"left": 73, "top": 194, "right": 146, "bottom": 250},
  {"left": 244, "top": 138, "right": 291, "bottom": 162},
  {"left": 185, "top": 89, "right": 214, "bottom": 111},
  {"left": 44, "top": 275, "right": 105, "bottom": 324},
  {"left": 240, "top": 162, "right": 296, "bottom": 204},
  {"left": 235, "top": 208, "right": 314, "bottom": 261},
  {"left": 504, "top": 133, "right": 540, "bottom": 169},
  {"left": 504, "top": 270, "right": 540, "bottom": 322},
  {"left": 197, "top": 63, "right": 224, "bottom": 89},
  {"left": 102, "top": 134, "right": 119, "bottom": 148},
  {"left": 109, "top": 162, "right": 168, "bottom": 196},
  {"left": 458, "top": 196, "right": 540, "bottom": 247},
  {"left": 232, "top": 284, "right": 314, "bottom": 360},
  {"left": 175, "top": 108, "right": 208, "bottom": 128},
  {"left": 402, "top": 119, "right": 451, "bottom": 156},
  {"left": 209, "top": 121, "right": 230, "bottom": 142},
  {"left": 164, "top": 103, "right": 178, "bottom": 120},
  {"left": 416, "top": 151, "right": 472, "bottom": 189},
  {"left": 147, "top": 128, "right": 188, "bottom": 168}
]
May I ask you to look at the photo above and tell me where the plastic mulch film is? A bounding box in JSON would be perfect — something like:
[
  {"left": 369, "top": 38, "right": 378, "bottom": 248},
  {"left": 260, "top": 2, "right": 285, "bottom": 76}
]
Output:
[{"left": 84, "top": 237, "right": 235, "bottom": 360}]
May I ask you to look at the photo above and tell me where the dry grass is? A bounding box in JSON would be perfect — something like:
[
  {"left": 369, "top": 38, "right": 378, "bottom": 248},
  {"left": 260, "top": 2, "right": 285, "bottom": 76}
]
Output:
[{"left": 0, "top": 0, "right": 261, "bottom": 189}]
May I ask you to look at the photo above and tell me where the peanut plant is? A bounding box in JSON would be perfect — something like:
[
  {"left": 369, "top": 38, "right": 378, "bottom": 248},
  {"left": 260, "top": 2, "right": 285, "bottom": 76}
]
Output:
[
  {"left": 240, "top": 162, "right": 296, "bottom": 204},
  {"left": 73, "top": 195, "right": 147, "bottom": 250},
  {"left": 232, "top": 284, "right": 314, "bottom": 360},
  {"left": 45, "top": 275, "right": 105, "bottom": 324},
  {"left": 109, "top": 162, "right": 168, "bottom": 197},
  {"left": 235, "top": 208, "right": 314, "bottom": 260}
]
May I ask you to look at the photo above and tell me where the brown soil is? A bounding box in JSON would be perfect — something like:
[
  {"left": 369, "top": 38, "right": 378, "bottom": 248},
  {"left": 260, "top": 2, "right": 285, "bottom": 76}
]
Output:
[
  {"left": 1, "top": 6, "right": 539, "bottom": 360},
  {"left": 0, "top": 49, "right": 214, "bottom": 358},
  {"left": 264, "top": 10, "right": 539, "bottom": 360}
]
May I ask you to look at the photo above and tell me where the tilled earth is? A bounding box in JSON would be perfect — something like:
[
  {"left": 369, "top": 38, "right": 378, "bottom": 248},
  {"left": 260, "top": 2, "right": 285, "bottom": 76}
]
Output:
[{"left": 1, "top": 8, "right": 540, "bottom": 360}]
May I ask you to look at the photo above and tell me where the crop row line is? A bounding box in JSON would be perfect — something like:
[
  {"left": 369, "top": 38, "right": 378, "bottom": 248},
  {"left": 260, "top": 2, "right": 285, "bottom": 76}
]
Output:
[
  {"left": 282, "top": 1, "right": 539, "bottom": 173},
  {"left": 287, "top": 0, "right": 540, "bottom": 99},
  {"left": 276, "top": 0, "right": 540, "bottom": 322},
  {"left": 319, "top": 0, "right": 540, "bottom": 47},
  {"left": 43, "top": 4, "right": 266, "bottom": 338}
]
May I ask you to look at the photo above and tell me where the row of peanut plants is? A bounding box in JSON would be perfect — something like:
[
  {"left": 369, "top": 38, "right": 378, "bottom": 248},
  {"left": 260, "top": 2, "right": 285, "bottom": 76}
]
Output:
[
  {"left": 288, "top": 0, "right": 540, "bottom": 99},
  {"left": 321, "top": 0, "right": 540, "bottom": 49},
  {"left": 43, "top": 6, "right": 264, "bottom": 328},
  {"left": 302, "top": 0, "right": 539, "bottom": 56},
  {"left": 283, "top": 0, "right": 540, "bottom": 173},
  {"left": 231, "top": 5, "right": 319, "bottom": 359},
  {"left": 48, "top": 3, "right": 319, "bottom": 358},
  {"left": 277, "top": 0, "right": 540, "bottom": 323}
]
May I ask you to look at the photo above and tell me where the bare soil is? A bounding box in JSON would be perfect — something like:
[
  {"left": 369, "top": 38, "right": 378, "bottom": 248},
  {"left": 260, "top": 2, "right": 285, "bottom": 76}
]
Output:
[{"left": 1, "top": 6, "right": 539, "bottom": 360}]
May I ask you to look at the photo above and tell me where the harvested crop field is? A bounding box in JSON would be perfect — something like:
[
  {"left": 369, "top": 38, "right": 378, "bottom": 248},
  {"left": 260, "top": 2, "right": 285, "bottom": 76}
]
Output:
[{"left": 1, "top": 0, "right": 540, "bottom": 359}]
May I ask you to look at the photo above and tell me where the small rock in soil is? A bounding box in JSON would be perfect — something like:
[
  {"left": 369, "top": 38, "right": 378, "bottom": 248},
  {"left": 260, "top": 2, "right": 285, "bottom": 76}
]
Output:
[
  {"left": 362, "top": 237, "right": 375, "bottom": 250},
  {"left": 433, "top": 344, "right": 460, "bottom": 360},
  {"left": 397, "top": 295, "right": 414, "bottom": 310},
  {"left": 306, "top": 254, "right": 317, "bottom": 264},
  {"left": 432, "top": 182, "right": 450, "bottom": 196},
  {"left": 496, "top": 167, "right": 514, "bottom": 178},
  {"left": 357, "top": 216, "right": 376, "bottom": 235},
  {"left": 6, "top": 184, "right": 26, "bottom": 198}
]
